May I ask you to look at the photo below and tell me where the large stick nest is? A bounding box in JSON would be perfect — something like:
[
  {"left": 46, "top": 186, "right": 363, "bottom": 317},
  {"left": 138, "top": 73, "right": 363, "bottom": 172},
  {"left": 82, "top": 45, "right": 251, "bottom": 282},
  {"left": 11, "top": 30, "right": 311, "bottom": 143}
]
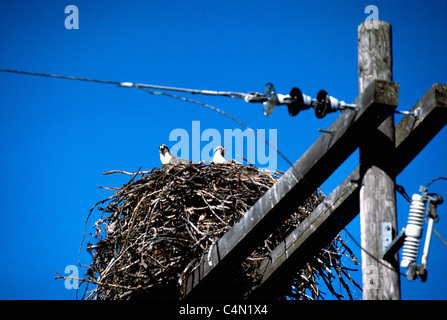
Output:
[{"left": 76, "top": 163, "right": 360, "bottom": 300}]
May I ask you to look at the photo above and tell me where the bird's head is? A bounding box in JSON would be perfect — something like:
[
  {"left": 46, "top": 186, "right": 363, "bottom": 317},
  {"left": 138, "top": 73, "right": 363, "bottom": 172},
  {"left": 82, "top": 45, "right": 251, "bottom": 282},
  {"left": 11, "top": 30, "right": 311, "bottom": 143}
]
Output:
[
  {"left": 159, "top": 144, "right": 170, "bottom": 156},
  {"left": 214, "top": 146, "right": 225, "bottom": 156}
]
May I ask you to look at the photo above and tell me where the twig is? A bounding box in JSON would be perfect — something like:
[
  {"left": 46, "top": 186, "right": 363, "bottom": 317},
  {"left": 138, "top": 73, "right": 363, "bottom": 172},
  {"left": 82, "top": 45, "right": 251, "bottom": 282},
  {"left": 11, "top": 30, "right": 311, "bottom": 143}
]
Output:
[{"left": 55, "top": 271, "right": 133, "bottom": 290}]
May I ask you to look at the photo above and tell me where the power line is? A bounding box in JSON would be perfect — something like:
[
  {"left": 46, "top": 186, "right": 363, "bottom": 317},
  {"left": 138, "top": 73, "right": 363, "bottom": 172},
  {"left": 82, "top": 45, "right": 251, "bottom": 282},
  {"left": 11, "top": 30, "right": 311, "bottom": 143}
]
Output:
[
  {"left": 0, "top": 68, "right": 251, "bottom": 99},
  {"left": 0, "top": 68, "right": 122, "bottom": 86},
  {"left": 426, "top": 177, "right": 447, "bottom": 188}
]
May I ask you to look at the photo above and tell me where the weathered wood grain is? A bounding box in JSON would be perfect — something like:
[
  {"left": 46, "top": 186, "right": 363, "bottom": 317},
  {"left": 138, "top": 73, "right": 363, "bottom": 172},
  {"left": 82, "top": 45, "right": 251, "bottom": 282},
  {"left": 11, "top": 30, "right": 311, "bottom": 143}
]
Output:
[
  {"left": 358, "top": 20, "right": 400, "bottom": 300},
  {"left": 395, "top": 84, "right": 447, "bottom": 175}
]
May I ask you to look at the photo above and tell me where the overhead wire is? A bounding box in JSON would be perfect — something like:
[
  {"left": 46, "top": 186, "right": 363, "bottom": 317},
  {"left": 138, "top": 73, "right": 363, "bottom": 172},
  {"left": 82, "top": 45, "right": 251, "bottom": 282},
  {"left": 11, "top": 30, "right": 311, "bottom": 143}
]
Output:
[
  {"left": 0, "top": 68, "right": 249, "bottom": 99},
  {"left": 0, "top": 68, "right": 123, "bottom": 86},
  {"left": 425, "top": 177, "right": 447, "bottom": 188}
]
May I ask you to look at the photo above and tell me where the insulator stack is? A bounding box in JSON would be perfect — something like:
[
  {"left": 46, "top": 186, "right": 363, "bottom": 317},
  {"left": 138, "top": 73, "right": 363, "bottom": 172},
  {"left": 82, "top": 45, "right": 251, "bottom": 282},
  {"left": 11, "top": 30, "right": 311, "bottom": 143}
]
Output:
[{"left": 401, "top": 194, "right": 426, "bottom": 268}]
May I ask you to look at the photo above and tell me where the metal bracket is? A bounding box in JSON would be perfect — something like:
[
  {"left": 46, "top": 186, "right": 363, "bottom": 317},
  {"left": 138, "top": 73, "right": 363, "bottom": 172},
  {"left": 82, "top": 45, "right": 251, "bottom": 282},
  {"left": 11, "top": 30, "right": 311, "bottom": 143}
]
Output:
[
  {"left": 394, "top": 107, "right": 421, "bottom": 118},
  {"left": 381, "top": 222, "right": 394, "bottom": 258},
  {"left": 407, "top": 264, "right": 428, "bottom": 282},
  {"left": 382, "top": 223, "right": 406, "bottom": 262}
]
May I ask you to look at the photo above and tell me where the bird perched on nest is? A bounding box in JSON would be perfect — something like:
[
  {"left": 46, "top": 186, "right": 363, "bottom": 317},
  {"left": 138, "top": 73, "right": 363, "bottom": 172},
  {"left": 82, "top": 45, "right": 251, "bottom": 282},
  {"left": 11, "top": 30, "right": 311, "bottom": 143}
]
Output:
[
  {"left": 159, "top": 144, "right": 191, "bottom": 165},
  {"left": 212, "top": 146, "right": 238, "bottom": 164}
]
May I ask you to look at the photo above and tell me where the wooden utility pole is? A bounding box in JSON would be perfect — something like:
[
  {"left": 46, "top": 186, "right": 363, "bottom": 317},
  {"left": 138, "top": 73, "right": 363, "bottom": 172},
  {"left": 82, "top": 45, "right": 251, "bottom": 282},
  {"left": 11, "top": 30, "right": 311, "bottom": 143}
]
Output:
[{"left": 358, "top": 21, "right": 401, "bottom": 300}]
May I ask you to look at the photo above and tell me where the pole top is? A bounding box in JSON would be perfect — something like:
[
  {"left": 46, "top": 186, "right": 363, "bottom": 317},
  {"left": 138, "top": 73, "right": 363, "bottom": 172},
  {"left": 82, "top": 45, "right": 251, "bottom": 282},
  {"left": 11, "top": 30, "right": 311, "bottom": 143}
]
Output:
[
  {"left": 358, "top": 20, "right": 393, "bottom": 94},
  {"left": 358, "top": 20, "right": 392, "bottom": 32}
]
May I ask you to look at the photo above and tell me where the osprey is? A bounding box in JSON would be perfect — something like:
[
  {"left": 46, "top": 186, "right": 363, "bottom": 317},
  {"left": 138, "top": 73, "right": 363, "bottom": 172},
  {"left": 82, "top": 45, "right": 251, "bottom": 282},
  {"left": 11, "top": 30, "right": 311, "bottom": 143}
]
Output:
[
  {"left": 212, "top": 146, "right": 234, "bottom": 164},
  {"left": 159, "top": 144, "right": 191, "bottom": 165}
]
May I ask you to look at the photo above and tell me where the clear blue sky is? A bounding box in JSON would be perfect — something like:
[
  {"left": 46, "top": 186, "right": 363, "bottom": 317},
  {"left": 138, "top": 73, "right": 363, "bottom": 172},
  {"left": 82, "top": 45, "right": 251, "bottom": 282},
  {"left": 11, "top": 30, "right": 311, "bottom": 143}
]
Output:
[{"left": 0, "top": 0, "right": 446, "bottom": 300}]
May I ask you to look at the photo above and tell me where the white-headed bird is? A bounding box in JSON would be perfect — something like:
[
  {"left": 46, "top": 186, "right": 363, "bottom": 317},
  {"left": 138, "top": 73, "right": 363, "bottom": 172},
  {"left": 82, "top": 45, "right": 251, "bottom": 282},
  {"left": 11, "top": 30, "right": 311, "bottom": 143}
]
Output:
[
  {"left": 159, "top": 144, "right": 191, "bottom": 165},
  {"left": 212, "top": 146, "right": 233, "bottom": 164}
]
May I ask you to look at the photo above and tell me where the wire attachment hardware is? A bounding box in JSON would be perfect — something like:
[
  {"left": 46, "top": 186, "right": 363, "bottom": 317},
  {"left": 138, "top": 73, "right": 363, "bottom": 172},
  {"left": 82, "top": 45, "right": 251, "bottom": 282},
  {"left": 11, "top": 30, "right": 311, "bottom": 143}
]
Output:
[
  {"left": 119, "top": 82, "right": 134, "bottom": 88},
  {"left": 394, "top": 107, "right": 421, "bottom": 118},
  {"left": 255, "top": 82, "right": 357, "bottom": 118},
  {"left": 262, "top": 83, "right": 277, "bottom": 116},
  {"left": 315, "top": 90, "right": 358, "bottom": 119}
]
